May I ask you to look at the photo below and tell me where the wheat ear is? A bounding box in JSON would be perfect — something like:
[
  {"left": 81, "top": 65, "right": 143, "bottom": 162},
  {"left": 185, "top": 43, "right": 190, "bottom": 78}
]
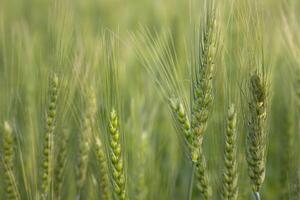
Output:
[
  {"left": 246, "top": 73, "right": 267, "bottom": 199},
  {"left": 76, "top": 91, "right": 97, "bottom": 198},
  {"left": 2, "top": 121, "right": 20, "bottom": 200},
  {"left": 190, "top": 4, "right": 217, "bottom": 199},
  {"left": 221, "top": 104, "right": 238, "bottom": 200},
  {"left": 41, "top": 74, "right": 59, "bottom": 197},
  {"left": 108, "top": 109, "right": 126, "bottom": 200}
]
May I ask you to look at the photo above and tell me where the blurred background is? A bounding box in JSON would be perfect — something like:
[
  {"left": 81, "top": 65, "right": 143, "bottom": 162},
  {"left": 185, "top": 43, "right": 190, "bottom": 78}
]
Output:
[{"left": 0, "top": 0, "right": 300, "bottom": 199}]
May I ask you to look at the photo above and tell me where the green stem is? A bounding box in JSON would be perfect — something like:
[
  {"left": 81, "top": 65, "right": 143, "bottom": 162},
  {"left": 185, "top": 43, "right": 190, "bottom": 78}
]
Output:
[
  {"left": 188, "top": 164, "right": 195, "bottom": 200},
  {"left": 254, "top": 192, "right": 261, "bottom": 200}
]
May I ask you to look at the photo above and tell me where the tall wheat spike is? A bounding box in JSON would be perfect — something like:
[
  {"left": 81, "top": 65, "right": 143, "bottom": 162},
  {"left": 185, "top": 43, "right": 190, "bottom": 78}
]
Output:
[
  {"left": 41, "top": 74, "right": 59, "bottom": 198},
  {"left": 76, "top": 90, "right": 97, "bottom": 198},
  {"left": 221, "top": 104, "right": 238, "bottom": 200},
  {"left": 190, "top": 2, "right": 218, "bottom": 199},
  {"left": 246, "top": 73, "right": 267, "bottom": 199},
  {"left": 108, "top": 109, "right": 126, "bottom": 200}
]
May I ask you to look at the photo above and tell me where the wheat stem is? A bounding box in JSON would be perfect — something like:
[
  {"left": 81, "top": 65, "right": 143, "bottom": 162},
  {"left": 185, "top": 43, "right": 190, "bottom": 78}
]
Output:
[
  {"left": 254, "top": 192, "right": 261, "bottom": 200},
  {"left": 187, "top": 165, "right": 195, "bottom": 200}
]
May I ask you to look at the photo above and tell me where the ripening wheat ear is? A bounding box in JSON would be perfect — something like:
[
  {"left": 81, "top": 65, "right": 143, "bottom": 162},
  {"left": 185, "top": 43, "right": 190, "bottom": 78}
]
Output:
[
  {"left": 190, "top": 2, "right": 218, "bottom": 199},
  {"left": 95, "top": 136, "right": 112, "bottom": 200},
  {"left": 108, "top": 109, "right": 126, "bottom": 200},
  {"left": 2, "top": 121, "right": 20, "bottom": 200},
  {"left": 134, "top": 1, "right": 219, "bottom": 198},
  {"left": 41, "top": 73, "right": 59, "bottom": 198},
  {"left": 76, "top": 90, "right": 97, "bottom": 198},
  {"left": 190, "top": 1, "right": 217, "bottom": 164},
  {"left": 246, "top": 73, "right": 267, "bottom": 200},
  {"left": 221, "top": 104, "right": 238, "bottom": 200},
  {"left": 169, "top": 98, "right": 212, "bottom": 199}
]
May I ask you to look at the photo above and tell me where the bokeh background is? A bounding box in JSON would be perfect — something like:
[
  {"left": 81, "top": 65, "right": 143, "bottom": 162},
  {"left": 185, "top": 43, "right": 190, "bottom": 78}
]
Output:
[{"left": 0, "top": 0, "right": 300, "bottom": 199}]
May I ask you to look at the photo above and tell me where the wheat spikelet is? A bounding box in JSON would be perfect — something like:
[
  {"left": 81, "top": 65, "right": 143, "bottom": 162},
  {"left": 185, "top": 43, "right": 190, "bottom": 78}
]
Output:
[
  {"left": 108, "top": 109, "right": 126, "bottom": 200},
  {"left": 221, "top": 104, "right": 238, "bottom": 200},
  {"left": 246, "top": 73, "right": 267, "bottom": 198},
  {"left": 41, "top": 73, "right": 59, "bottom": 197},
  {"left": 2, "top": 121, "right": 20, "bottom": 200}
]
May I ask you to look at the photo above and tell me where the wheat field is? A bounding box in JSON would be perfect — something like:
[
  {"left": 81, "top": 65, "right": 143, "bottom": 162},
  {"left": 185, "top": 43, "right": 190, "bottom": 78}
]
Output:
[{"left": 0, "top": 0, "right": 300, "bottom": 199}]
